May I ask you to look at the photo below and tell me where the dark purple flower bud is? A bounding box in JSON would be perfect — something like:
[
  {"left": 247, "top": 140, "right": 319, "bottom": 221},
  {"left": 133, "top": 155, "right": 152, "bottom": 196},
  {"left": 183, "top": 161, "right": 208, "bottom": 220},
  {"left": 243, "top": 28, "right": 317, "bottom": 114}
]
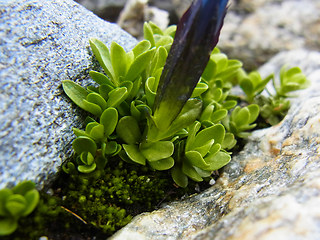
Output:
[{"left": 153, "top": 0, "right": 229, "bottom": 130}]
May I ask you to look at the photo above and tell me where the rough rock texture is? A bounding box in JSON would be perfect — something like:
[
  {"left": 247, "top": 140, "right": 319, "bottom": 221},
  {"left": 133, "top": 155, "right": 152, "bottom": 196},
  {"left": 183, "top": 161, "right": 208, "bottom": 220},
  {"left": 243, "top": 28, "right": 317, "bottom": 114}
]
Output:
[
  {"left": 78, "top": 0, "right": 320, "bottom": 70},
  {"left": 117, "top": 0, "right": 169, "bottom": 38},
  {"left": 75, "top": 0, "right": 127, "bottom": 22},
  {"left": 219, "top": 0, "right": 320, "bottom": 70},
  {"left": 110, "top": 49, "right": 320, "bottom": 240},
  {"left": 0, "top": 0, "right": 137, "bottom": 189}
]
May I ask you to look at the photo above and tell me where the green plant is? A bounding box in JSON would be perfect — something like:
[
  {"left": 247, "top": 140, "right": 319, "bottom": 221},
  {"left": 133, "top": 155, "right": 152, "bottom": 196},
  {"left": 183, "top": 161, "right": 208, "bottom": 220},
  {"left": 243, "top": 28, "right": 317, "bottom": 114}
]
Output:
[
  {"left": 62, "top": 0, "right": 308, "bottom": 189},
  {"left": 239, "top": 65, "right": 309, "bottom": 125},
  {"left": 0, "top": 181, "right": 39, "bottom": 236}
]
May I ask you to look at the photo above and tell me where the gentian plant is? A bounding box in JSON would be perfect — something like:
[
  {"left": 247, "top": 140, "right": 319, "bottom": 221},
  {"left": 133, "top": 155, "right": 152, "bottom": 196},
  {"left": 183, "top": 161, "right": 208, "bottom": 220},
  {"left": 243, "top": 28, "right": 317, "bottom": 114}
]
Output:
[{"left": 62, "top": 0, "right": 308, "bottom": 187}]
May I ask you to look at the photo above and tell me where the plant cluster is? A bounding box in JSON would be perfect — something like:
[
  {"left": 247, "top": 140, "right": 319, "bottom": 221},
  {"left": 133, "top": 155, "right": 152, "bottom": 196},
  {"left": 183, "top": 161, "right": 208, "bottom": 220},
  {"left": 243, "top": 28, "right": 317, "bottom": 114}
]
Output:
[
  {"left": 0, "top": 181, "right": 39, "bottom": 236},
  {"left": 62, "top": 21, "right": 308, "bottom": 188}
]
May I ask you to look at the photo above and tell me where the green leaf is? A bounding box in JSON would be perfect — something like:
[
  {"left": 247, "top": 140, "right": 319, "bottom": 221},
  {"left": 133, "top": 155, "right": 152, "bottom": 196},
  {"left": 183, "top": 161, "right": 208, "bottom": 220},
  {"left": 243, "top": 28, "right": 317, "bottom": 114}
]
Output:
[
  {"left": 140, "top": 141, "right": 174, "bottom": 162},
  {"left": 100, "top": 107, "right": 118, "bottom": 137},
  {"left": 89, "top": 38, "right": 115, "bottom": 82},
  {"left": 221, "top": 133, "right": 237, "bottom": 150},
  {"left": 143, "top": 22, "right": 155, "bottom": 47},
  {"left": 0, "top": 189, "right": 12, "bottom": 216},
  {"left": 205, "top": 151, "right": 231, "bottom": 171},
  {"left": 222, "top": 100, "right": 237, "bottom": 110},
  {"left": 132, "top": 40, "right": 151, "bottom": 57},
  {"left": 209, "top": 143, "right": 221, "bottom": 156},
  {"left": 145, "top": 77, "right": 157, "bottom": 107},
  {"left": 72, "top": 136, "right": 97, "bottom": 155},
  {"left": 0, "top": 218, "right": 18, "bottom": 236},
  {"left": 80, "top": 152, "right": 94, "bottom": 165},
  {"left": 126, "top": 48, "right": 155, "bottom": 82},
  {"left": 5, "top": 194, "right": 26, "bottom": 217},
  {"left": 106, "top": 87, "right": 128, "bottom": 108},
  {"left": 62, "top": 80, "right": 90, "bottom": 111},
  {"left": 89, "top": 124, "right": 105, "bottom": 140},
  {"left": 110, "top": 42, "right": 128, "bottom": 84},
  {"left": 122, "top": 144, "right": 146, "bottom": 165},
  {"left": 73, "top": 128, "right": 91, "bottom": 138},
  {"left": 22, "top": 189, "right": 39, "bottom": 216},
  {"left": 116, "top": 116, "right": 141, "bottom": 144},
  {"left": 99, "top": 84, "right": 114, "bottom": 100},
  {"left": 211, "top": 109, "right": 228, "bottom": 123},
  {"left": 12, "top": 181, "right": 35, "bottom": 196},
  {"left": 240, "top": 78, "right": 254, "bottom": 97},
  {"left": 89, "top": 71, "right": 114, "bottom": 86},
  {"left": 87, "top": 92, "right": 107, "bottom": 111},
  {"left": 78, "top": 163, "right": 97, "bottom": 174},
  {"left": 171, "top": 166, "right": 188, "bottom": 188},
  {"left": 105, "top": 141, "right": 118, "bottom": 155},
  {"left": 182, "top": 162, "right": 203, "bottom": 182},
  {"left": 191, "top": 82, "right": 209, "bottom": 98},
  {"left": 247, "top": 104, "right": 260, "bottom": 123},
  {"left": 193, "top": 140, "right": 214, "bottom": 157},
  {"left": 148, "top": 157, "right": 174, "bottom": 170},
  {"left": 185, "top": 151, "right": 210, "bottom": 169},
  {"left": 185, "top": 121, "right": 202, "bottom": 152},
  {"left": 233, "top": 107, "right": 250, "bottom": 126},
  {"left": 82, "top": 100, "right": 102, "bottom": 116}
]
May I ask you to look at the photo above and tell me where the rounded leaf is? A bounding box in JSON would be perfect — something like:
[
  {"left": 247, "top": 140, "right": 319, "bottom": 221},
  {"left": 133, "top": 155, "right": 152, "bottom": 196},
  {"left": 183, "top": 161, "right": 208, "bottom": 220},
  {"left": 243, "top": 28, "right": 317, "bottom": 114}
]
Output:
[
  {"left": 122, "top": 144, "right": 146, "bottom": 165},
  {"left": 89, "top": 124, "right": 105, "bottom": 140},
  {"left": 72, "top": 136, "right": 97, "bottom": 155},
  {"left": 140, "top": 141, "right": 174, "bottom": 162},
  {"left": 0, "top": 189, "right": 12, "bottom": 217},
  {"left": 22, "top": 189, "right": 39, "bottom": 216},
  {"left": 106, "top": 87, "right": 128, "bottom": 108},
  {"left": 148, "top": 157, "right": 174, "bottom": 170},
  {"left": 5, "top": 194, "right": 26, "bottom": 217},
  {"left": 211, "top": 109, "right": 228, "bottom": 123},
  {"left": 247, "top": 104, "right": 260, "bottom": 123},
  {"left": 205, "top": 151, "right": 231, "bottom": 171},
  {"left": 86, "top": 92, "right": 107, "bottom": 111},
  {"left": 12, "top": 181, "right": 35, "bottom": 195},
  {"left": 100, "top": 107, "right": 118, "bottom": 137},
  {"left": 78, "top": 163, "right": 97, "bottom": 174},
  {"left": 233, "top": 107, "right": 250, "bottom": 126},
  {"left": 116, "top": 116, "right": 141, "bottom": 144},
  {"left": 182, "top": 162, "right": 203, "bottom": 182},
  {"left": 171, "top": 166, "right": 188, "bottom": 188},
  {"left": 185, "top": 151, "right": 210, "bottom": 169},
  {"left": 0, "top": 217, "right": 18, "bottom": 236}
]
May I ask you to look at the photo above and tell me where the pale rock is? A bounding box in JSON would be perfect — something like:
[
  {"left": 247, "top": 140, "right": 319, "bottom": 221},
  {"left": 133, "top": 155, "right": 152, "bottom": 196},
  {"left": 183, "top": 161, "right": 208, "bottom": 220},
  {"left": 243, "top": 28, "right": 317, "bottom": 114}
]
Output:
[
  {"left": 0, "top": 0, "right": 137, "bottom": 189},
  {"left": 110, "top": 49, "right": 320, "bottom": 240}
]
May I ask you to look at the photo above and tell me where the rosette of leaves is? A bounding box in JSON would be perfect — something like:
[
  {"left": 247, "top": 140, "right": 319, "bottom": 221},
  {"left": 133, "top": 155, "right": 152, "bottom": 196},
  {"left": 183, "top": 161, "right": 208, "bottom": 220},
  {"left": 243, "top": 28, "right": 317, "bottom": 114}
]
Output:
[
  {"left": 239, "top": 70, "right": 273, "bottom": 103},
  {"left": 244, "top": 66, "right": 309, "bottom": 125},
  {"left": 63, "top": 107, "right": 120, "bottom": 174},
  {"left": 223, "top": 104, "right": 260, "bottom": 138},
  {"left": 171, "top": 121, "right": 231, "bottom": 187},
  {"left": 0, "top": 181, "right": 39, "bottom": 236},
  {"left": 62, "top": 38, "right": 156, "bottom": 117}
]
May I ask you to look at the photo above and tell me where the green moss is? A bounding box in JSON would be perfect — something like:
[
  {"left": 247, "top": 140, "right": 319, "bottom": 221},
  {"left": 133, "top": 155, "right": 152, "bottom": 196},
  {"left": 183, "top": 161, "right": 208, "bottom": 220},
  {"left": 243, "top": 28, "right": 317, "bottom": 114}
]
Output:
[{"left": 5, "top": 158, "right": 203, "bottom": 239}]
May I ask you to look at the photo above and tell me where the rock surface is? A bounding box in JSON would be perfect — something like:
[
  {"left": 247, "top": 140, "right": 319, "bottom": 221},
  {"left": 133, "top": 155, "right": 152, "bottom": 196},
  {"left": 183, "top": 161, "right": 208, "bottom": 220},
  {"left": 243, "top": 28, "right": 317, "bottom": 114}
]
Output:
[
  {"left": 77, "top": 0, "right": 320, "bottom": 70},
  {"left": 110, "top": 49, "right": 320, "bottom": 240},
  {"left": 0, "top": 0, "right": 136, "bottom": 189},
  {"left": 220, "top": 0, "right": 320, "bottom": 69}
]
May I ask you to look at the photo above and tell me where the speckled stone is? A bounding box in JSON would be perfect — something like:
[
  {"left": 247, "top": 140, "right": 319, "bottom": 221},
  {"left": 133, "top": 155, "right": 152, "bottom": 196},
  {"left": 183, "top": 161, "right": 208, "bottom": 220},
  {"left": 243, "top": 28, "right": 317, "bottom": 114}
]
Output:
[
  {"left": 219, "top": 0, "right": 320, "bottom": 70},
  {"left": 0, "top": 0, "right": 137, "bottom": 189},
  {"left": 110, "top": 49, "right": 320, "bottom": 240}
]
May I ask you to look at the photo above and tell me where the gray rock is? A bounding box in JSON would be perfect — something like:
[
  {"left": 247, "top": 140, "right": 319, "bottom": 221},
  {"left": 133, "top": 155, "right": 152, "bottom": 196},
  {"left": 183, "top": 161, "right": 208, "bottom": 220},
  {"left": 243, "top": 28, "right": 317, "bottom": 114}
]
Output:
[
  {"left": 0, "top": 0, "right": 137, "bottom": 189},
  {"left": 110, "top": 49, "right": 320, "bottom": 240},
  {"left": 74, "top": 0, "right": 127, "bottom": 22},
  {"left": 219, "top": 0, "right": 320, "bottom": 70}
]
